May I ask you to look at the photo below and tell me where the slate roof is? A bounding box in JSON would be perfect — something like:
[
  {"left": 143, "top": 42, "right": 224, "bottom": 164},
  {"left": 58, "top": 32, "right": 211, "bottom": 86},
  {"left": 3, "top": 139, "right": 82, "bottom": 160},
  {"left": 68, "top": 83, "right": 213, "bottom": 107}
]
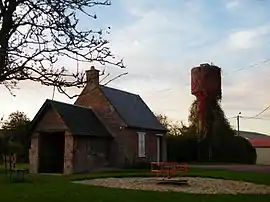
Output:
[
  {"left": 100, "top": 86, "right": 166, "bottom": 132},
  {"left": 236, "top": 130, "right": 270, "bottom": 139},
  {"left": 30, "top": 99, "right": 112, "bottom": 137}
]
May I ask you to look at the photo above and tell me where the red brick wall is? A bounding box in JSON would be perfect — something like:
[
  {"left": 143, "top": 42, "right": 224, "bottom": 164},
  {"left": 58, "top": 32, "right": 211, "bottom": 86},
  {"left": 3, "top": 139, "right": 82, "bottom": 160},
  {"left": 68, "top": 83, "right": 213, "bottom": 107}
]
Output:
[
  {"left": 73, "top": 136, "right": 111, "bottom": 173},
  {"left": 146, "top": 131, "right": 158, "bottom": 161},
  {"left": 74, "top": 84, "right": 162, "bottom": 167},
  {"left": 34, "top": 107, "right": 68, "bottom": 131},
  {"left": 131, "top": 130, "right": 162, "bottom": 164},
  {"left": 75, "top": 86, "right": 128, "bottom": 166},
  {"left": 75, "top": 86, "right": 123, "bottom": 128}
]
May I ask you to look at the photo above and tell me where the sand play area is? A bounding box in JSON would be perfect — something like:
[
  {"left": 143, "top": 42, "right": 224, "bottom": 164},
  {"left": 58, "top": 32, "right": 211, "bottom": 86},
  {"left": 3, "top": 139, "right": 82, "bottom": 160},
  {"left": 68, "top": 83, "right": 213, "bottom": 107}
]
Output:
[{"left": 74, "top": 177, "right": 270, "bottom": 195}]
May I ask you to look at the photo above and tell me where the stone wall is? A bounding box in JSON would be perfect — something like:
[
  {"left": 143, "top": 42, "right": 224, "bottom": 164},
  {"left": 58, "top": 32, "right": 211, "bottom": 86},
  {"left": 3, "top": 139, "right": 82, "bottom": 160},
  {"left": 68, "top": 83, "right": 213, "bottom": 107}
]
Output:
[
  {"left": 29, "top": 132, "right": 39, "bottom": 174},
  {"left": 64, "top": 131, "right": 74, "bottom": 174},
  {"left": 29, "top": 106, "right": 71, "bottom": 174}
]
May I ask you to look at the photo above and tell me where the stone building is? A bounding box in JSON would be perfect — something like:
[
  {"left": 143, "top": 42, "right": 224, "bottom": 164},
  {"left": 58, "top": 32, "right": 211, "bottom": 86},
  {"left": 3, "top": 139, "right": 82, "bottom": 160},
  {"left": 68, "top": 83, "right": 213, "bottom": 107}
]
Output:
[{"left": 28, "top": 66, "right": 167, "bottom": 174}]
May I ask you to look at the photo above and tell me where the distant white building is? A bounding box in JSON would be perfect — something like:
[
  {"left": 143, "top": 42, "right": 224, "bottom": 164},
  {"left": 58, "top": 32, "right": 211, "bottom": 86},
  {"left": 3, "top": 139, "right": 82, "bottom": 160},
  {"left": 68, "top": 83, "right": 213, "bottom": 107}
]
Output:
[{"left": 237, "top": 130, "right": 270, "bottom": 165}]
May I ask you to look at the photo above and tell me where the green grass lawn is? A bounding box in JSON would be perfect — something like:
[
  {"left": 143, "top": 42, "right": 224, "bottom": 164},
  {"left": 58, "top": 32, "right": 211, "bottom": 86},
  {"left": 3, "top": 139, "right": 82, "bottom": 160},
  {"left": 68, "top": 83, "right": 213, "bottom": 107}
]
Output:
[{"left": 0, "top": 164, "right": 270, "bottom": 202}]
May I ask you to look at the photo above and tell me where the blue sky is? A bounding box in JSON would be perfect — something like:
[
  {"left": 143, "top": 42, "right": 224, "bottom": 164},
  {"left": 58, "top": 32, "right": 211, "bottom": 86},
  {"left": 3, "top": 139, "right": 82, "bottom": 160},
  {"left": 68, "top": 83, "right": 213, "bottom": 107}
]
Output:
[{"left": 1, "top": 0, "right": 270, "bottom": 134}]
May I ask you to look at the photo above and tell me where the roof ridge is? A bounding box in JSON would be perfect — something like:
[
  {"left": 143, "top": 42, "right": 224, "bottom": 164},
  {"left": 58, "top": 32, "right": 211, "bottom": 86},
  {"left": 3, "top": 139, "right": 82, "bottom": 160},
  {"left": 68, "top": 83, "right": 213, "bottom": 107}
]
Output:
[
  {"left": 44, "top": 99, "right": 111, "bottom": 137},
  {"left": 46, "top": 99, "right": 93, "bottom": 110},
  {"left": 100, "top": 85, "right": 139, "bottom": 96},
  {"left": 237, "top": 130, "right": 269, "bottom": 136}
]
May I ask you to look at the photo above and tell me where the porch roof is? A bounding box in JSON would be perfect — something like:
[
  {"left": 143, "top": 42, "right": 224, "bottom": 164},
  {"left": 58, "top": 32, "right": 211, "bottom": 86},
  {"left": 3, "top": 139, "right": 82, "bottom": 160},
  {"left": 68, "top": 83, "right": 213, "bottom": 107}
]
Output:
[{"left": 30, "top": 99, "right": 112, "bottom": 138}]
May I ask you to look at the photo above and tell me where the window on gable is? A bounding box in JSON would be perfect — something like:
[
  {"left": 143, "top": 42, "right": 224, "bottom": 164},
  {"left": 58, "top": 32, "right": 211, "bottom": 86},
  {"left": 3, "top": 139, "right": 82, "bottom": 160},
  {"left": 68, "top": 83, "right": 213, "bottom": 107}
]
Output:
[{"left": 138, "top": 132, "right": 146, "bottom": 157}]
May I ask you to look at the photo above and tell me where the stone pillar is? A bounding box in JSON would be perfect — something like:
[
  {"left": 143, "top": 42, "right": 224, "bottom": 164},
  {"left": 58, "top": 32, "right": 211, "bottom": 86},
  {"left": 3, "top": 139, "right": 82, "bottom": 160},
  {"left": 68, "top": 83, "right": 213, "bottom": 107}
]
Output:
[
  {"left": 29, "top": 132, "right": 39, "bottom": 174},
  {"left": 64, "top": 131, "right": 74, "bottom": 175}
]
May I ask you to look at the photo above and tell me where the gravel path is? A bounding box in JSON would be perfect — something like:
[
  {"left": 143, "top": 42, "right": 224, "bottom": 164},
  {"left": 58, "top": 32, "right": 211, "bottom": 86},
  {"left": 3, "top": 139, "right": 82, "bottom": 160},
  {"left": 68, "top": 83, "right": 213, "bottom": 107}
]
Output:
[{"left": 74, "top": 177, "right": 270, "bottom": 195}]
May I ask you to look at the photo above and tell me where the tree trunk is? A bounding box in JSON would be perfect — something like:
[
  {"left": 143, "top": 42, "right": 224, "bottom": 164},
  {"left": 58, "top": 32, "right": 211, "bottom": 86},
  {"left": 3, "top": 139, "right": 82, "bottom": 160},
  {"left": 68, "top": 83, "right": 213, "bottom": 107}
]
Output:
[
  {"left": 0, "top": 1, "right": 17, "bottom": 80},
  {"left": 9, "top": 153, "right": 12, "bottom": 180}
]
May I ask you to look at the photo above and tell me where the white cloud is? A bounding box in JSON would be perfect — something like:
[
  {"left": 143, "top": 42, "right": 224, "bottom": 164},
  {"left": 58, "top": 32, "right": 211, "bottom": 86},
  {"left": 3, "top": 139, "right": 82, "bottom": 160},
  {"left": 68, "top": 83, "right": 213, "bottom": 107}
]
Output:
[
  {"left": 108, "top": 3, "right": 214, "bottom": 83},
  {"left": 225, "top": 0, "right": 240, "bottom": 10},
  {"left": 228, "top": 24, "right": 270, "bottom": 50},
  {"left": 222, "top": 62, "right": 270, "bottom": 114},
  {"left": 229, "top": 30, "right": 257, "bottom": 49}
]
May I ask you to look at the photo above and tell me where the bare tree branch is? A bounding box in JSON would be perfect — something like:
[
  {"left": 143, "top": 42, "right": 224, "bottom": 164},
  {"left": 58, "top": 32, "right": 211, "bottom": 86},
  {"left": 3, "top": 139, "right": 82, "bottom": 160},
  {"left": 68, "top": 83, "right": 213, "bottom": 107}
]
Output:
[
  {"left": 57, "top": 70, "right": 128, "bottom": 99},
  {"left": 103, "top": 72, "right": 128, "bottom": 86},
  {"left": 0, "top": 0, "right": 125, "bottom": 97}
]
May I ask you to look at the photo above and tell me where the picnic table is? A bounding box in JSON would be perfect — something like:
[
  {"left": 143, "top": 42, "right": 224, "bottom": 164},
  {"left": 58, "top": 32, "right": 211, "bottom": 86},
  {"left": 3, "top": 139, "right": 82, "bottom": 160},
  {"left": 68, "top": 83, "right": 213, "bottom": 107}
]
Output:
[{"left": 150, "top": 162, "right": 188, "bottom": 179}]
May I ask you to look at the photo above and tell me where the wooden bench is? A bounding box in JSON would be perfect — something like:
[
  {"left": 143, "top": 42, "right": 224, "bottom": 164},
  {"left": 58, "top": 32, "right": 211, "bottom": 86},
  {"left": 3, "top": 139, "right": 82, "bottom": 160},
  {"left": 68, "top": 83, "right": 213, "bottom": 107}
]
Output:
[
  {"left": 3, "top": 154, "right": 28, "bottom": 181},
  {"left": 150, "top": 162, "right": 188, "bottom": 179}
]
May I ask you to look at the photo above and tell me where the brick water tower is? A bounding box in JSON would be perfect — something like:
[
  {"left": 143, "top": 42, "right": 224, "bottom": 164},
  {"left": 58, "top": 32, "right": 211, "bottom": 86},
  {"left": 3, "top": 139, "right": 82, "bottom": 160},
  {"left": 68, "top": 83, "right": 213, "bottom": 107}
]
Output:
[{"left": 191, "top": 63, "right": 222, "bottom": 161}]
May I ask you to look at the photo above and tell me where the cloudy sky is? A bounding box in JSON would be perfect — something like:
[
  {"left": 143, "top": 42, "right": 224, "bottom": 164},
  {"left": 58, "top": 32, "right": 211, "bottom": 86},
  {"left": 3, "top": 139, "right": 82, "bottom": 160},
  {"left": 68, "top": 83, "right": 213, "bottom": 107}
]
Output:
[{"left": 1, "top": 0, "right": 270, "bottom": 134}]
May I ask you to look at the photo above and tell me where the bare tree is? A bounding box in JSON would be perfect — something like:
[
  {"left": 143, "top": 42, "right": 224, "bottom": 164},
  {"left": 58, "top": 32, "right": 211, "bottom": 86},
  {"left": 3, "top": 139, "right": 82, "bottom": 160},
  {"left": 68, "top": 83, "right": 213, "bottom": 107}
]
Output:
[{"left": 0, "top": 0, "right": 125, "bottom": 96}]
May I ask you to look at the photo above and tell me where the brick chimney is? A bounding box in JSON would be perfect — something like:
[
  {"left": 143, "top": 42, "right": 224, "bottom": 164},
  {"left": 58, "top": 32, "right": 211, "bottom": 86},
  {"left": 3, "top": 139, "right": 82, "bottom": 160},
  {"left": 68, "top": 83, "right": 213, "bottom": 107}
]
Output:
[{"left": 86, "top": 66, "right": 100, "bottom": 86}]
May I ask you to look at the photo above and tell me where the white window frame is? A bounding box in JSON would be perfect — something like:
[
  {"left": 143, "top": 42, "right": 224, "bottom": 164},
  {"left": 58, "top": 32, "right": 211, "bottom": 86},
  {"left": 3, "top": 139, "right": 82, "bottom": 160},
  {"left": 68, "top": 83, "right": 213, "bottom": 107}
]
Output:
[{"left": 137, "top": 132, "right": 146, "bottom": 157}]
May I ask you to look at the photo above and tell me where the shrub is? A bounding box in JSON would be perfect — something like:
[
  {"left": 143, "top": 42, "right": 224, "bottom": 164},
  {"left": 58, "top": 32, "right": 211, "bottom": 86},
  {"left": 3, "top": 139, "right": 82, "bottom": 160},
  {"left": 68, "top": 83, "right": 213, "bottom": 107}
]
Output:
[
  {"left": 167, "top": 135, "right": 197, "bottom": 162},
  {"left": 167, "top": 135, "right": 257, "bottom": 164}
]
